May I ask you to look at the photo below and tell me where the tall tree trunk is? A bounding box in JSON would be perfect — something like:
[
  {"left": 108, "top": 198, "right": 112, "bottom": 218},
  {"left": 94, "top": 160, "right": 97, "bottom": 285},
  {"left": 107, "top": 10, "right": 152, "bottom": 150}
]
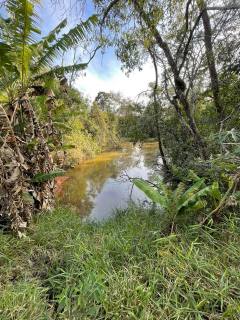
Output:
[
  {"left": 148, "top": 48, "right": 170, "bottom": 172},
  {"left": 198, "top": 0, "right": 223, "bottom": 119}
]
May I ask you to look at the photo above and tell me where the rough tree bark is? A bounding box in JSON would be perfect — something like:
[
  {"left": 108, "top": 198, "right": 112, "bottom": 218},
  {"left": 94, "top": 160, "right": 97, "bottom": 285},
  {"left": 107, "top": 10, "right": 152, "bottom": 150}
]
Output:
[{"left": 197, "top": 0, "right": 223, "bottom": 119}]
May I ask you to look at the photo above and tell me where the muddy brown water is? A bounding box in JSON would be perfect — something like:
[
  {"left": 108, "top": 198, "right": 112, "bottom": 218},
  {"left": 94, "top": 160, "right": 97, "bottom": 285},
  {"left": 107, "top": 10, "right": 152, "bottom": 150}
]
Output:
[{"left": 57, "top": 142, "right": 161, "bottom": 221}]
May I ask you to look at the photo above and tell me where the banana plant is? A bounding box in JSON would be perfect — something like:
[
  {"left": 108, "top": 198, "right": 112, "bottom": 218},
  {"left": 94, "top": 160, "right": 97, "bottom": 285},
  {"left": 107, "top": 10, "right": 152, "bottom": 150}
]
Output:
[
  {"left": 133, "top": 176, "right": 221, "bottom": 217},
  {"left": 0, "top": 0, "right": 98, "bottom": 102},
  {"left": 0, "top": 0, "right": 98, "bottom": 233}
]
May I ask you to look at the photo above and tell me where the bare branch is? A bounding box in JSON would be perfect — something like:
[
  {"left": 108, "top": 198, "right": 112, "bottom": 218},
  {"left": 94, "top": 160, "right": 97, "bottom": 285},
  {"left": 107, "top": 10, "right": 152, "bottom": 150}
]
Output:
[
  {"left": 178, "top": 11, "right": 203, "bottom": 72},
  {"left": 207, "top": 5, "right": 240, "bottom": 11},
  {"left": 185, "top": 0, "right": 193, "bottom": 31}
]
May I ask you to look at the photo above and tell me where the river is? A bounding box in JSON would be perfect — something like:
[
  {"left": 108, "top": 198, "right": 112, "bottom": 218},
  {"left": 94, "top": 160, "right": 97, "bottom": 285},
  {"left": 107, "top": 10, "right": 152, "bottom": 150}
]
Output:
[{"left": 57, "top": 142, "right": 161, "bottom": 221}]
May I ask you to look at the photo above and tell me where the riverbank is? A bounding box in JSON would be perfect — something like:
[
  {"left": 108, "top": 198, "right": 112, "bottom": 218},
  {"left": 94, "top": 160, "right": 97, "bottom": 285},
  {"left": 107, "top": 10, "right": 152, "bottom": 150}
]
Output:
[{"left": 1, "top": 207, "right": 240, "bottom": 319}]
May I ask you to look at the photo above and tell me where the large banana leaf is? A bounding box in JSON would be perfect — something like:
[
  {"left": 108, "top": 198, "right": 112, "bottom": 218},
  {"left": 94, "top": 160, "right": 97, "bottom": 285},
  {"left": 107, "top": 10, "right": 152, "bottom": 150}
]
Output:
[
  {"left": 31, "top": 19, "right": 68, "bottom": 65},
  {"left": 5, "top": 0, "right": 41, "bottom": 85},
  {"left": 34, "top": 15, "right": 98, "bottom": 72},
  {"left": 180, "top": 179, "right": 205, "bottom": 204},
  {"left": 133, "top": 177, "right": 216, "bottom": 215},
  {"left": 39, "top": 19, "right": 68, "bottom": 48},
  {"left": 133, "top": 178, "right": 167, "bottom": 207},
  {"left": 177, "top": 185, "right": 211, "bottom": 212},
  {"left": 34, "top": 62, "right": 88, "bottom": 80}
]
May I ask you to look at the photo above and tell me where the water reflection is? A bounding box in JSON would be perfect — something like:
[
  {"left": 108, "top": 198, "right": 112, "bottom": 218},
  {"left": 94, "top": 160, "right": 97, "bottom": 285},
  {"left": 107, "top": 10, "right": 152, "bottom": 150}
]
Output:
[{"left": 58, "top": 142, "right": 160, "bottom": 220}]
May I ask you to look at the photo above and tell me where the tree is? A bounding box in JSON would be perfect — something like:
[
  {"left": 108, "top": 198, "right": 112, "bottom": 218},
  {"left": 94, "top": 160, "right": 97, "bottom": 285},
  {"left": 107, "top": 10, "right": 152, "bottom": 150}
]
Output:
[
  {"left": 148, "top": 46, "right": 169, "bottom": 172},
  {"left": 94, "top": 91, "right": 123, "bottom": 112},
  {"left": 197, "top": 0, "right": 222, "bottom": 119},
  {"left": 95, "top": 1, "right": 208, "bottom": 159},
  {"left": 94, "top": 0, "right": 240, "bottom": 160}
]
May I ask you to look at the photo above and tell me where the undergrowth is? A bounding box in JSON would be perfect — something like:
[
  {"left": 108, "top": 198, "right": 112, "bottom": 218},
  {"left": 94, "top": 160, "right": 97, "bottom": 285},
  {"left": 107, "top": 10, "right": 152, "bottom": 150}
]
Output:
[{"left": 0, "top": 207, "right": 240, "bottom": 319}]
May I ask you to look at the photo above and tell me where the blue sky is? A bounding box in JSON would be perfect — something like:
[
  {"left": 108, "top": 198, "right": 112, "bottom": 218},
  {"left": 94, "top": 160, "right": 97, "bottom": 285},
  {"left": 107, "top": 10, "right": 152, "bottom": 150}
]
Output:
[{"left": 2, "top": 0, "right": 154, "bottom": 101}]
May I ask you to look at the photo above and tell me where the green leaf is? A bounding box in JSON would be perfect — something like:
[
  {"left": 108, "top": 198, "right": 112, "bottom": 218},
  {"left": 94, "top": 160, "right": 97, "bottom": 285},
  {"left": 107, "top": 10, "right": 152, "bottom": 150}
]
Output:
[
  {"left": 34, "top": 63, "right": 87, "bottom": 80},
  {"left": 133, "top": 178, "right": 166, "bottom": 207},
  {"left": 180, "top": 179, "right": 205, "bottom": 204},
  {"left": 40, "top": 19, "right": 67, "bottom": 48},
  {"left": 191, "top": 199, "right": 207, "bottom": 211},
  {"left": 32, "top": 169, "right": 65, "bottom": 183},
  {"left": 5, "top": 0, "right": 41, "bottom": 85},
  {"left": 33, "top": 15, "right": 98, "bottom": 72},
  {"left": 178, "top": 186, "right": 211, "bottom": 212},
  {"left": 210, "top": 181, "right": 221, "bottom": 200}
]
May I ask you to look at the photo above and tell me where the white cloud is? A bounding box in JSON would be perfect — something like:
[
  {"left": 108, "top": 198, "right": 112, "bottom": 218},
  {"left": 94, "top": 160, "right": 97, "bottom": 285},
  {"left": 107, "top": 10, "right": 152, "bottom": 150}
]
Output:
[
  {"left": 40, "top": 0, "right": 155, "bottom": 102},
  {"left": 74, "top": 61, "right": 155, "bottom": 102}
]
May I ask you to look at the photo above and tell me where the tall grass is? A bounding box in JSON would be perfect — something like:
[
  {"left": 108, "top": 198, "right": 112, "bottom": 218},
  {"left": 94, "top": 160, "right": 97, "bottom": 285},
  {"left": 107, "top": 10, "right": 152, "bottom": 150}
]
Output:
[{"left": 0, "top": 207, "right": 240, "bottom": 319}]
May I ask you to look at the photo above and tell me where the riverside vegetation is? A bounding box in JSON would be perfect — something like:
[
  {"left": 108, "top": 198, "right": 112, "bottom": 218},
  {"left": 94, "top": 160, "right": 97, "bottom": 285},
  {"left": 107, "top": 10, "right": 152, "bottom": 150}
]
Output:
[
  {"left": 1, "top": 208, "right": 240, "bottom": 319},
  {"left": 1, "top": 0, "right": 240, "bottom": 319}
]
